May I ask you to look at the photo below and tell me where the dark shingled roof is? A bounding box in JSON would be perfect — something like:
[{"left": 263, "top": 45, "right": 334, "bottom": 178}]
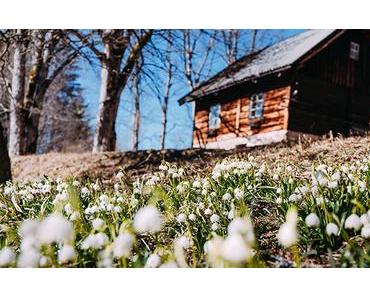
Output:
[{"left": 178, "top": 29, "right": 340, "bottom": 105}]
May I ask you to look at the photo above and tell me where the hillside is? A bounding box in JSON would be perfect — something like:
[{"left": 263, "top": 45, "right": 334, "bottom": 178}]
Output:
[{"left": 12, "top": 134, "right": 370, "bottom": 182}]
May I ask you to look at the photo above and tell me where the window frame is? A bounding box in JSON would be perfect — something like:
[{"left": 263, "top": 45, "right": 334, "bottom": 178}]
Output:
[
  {"left": 208, "top": 103, "right": 221, "bottom": 130},
  {"left": 249, "top": 92, "right": 265, "bottom": 120},
  {"left": 349, "top": 41, "right": 360, "bottom": 61}
]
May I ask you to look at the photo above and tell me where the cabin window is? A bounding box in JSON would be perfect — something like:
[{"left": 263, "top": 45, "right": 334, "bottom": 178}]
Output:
[
  {"left": 349, "top": 41, "right": 360, "bottom": 61},
  {"left": 249, "top": 93, "right": 265, "bottom": 119},
  {"left": 208, "top": 103, "right": 221, "bottom": 129}
]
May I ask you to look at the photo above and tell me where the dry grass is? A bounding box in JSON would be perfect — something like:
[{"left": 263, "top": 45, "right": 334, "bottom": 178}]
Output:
[{"left": 12, "top": 134, "right": 370, "bottom": 183}]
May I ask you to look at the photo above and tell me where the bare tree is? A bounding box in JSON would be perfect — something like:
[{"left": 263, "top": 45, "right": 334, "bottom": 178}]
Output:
[
  {"left": 72, "top": 29, "right": 153, "bottom": 152},
  {"left": 3, "top": 30, "right": 79, "bottom": 156},
  {"left": 8, "top": 29, "right": 26, "bottom": 157},
  {"left": 0, "top": 123, "right": 11, "bottom": 182},
  {"left": 131, "top": 63, "right": 141, "bottom": 152},
  {"left": 159, "top": 39, "right": 174, "bottom": 150}
]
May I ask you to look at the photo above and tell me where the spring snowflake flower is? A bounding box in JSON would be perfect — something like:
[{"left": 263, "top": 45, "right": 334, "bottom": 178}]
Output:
[
  {"left": 222, "top": 234, "right": 252, "bottom": 263},
  {"left": 19, "top": 219, "right": 39, "bottom": 238},
  {"left": 160, "top": 261, "right": 178, "bottom": 268},
  {"left": 192, "top": 180, "right": 201, "bottom": 188},
  {"left": 188, "top": 213, "right": 196, "bottom": 221},
  {"left": 288, "top": 193, "right": 301, "bottom": 203},
  {"left": 17, "top": 250, "right": 41, "bottom": 268},
  {"left": 211, "top": 222, "right": 220, "bottom": 231},
  {"left": 0, "top": 247, "right": 15, "bottom": 267},
  {"left": 175, "top": 236, "right": 192, "bottom": 249},
  {"left": 344, "top": 214, "right": 362, "bottom": 231},
  {"left": 361, "top": 224, "right": 370, "bottom": 238},
  {"left": 81, "top": 233, "right": 109, "bottom": 250},
  {"left": 58, "top": 245, "right": 77, "bottom": 264},
  {"left": 276, "top": 188, "right": 283, "bottom": 194},
  {"left": 328, "top": 180, "right": 338, "bottom": 189},
  {"left": 210, "top": 214, "right": 220, "bottom": 223},
  {"left": 326, "top": 223, "right": 339, "bottom": 236},
  {"left": 37, "top": 214, "right": 75, "bottom": 244},
  {"left": 227, "top": 209, "right": 235, "bottom": 220},
  {"left": 70, "top": 211, "right": 80, "bottom": 221},
  {"left": 222, "top": 193, "right": 232, "bottom": 201},
  {"left": 133, "top": 206, "right": 164, "bottom": 234},
  {"left": 204, "top": 208, "right": 213, "bottom": 216},
  {"left": 228, "top": 218, "right": 255, "bottom": 245},
  {"left": 145, "top": 253, "right": 161, "bottom": 268},
  {"left": 305, "top": 213, "right": 320, "bottom": 228},
  {"left": 360, "top": 213, "right": 370, "bottom": 225},
  {"left": 177, "top": 213, "right": 187, "bottom": 223},
  {"left": 113, "top": 232, "right": 134, "bottom": 258},
  {"left": 234, "top": 188, "right": 244, "bottom": 200},
  {"left": 277, "top": 208, "right": 298, "bottom": 248},
  {"left": 116, "top": 172, "right": 124, "bottom": 179},
  {"left": 92, "top": 219, "right": 106, "bottom": 231}
]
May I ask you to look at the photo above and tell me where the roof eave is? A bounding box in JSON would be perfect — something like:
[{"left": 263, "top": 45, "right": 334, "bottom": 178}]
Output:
[{"left": 178, "top": 64, "right": 292, "bottom": 105}]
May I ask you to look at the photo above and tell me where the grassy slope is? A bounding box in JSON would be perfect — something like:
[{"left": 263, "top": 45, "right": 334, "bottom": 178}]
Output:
[{"left": 12, "top": 134, "right": 370, "bottom": 183}]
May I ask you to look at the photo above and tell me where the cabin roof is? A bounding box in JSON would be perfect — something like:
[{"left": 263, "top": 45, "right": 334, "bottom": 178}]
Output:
[{"left": 178, "top": 29, "right": 340, "bottom": 105}]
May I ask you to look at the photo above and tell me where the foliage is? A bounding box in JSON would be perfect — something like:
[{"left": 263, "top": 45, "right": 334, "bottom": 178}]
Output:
[{"left": 0, "top": 152, "right": 369, "bottom": 267}]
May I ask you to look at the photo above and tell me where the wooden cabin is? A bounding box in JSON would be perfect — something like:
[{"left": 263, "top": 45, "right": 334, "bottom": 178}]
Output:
[{"left": 178, "top": 29, "right": 370, "bottom": 149}]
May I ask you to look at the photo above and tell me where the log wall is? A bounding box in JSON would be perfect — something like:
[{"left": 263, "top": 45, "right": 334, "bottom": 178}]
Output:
[{"left": 193, "top": 86, "right": 291, "bottom": 147}]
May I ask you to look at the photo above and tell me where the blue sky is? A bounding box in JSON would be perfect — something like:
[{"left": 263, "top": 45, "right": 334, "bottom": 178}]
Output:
[{"left": 78, "top": 29, "right": 304, "bottom": 151}]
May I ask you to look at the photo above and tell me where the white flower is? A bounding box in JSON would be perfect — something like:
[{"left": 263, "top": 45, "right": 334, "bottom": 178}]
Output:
[
  {"left": 305, "top": 213, "right": 320, "bottom": 228},
  {"left": 92, "top": 218, "right": 106, "bottom": 231},
  {"left": 188, "top": 213, "right": 196, "bottom": 221},
  {"left": 277, "top": 208, "right": 298, "bottom": 248},
  {"left": 221, "top": 234, "right": 252, "bottom": 263},
  {"left": 19, "top": 219, "right": 39, "bottom": 238},
  {"left": 159, "top": 261, "right": 178, "bottom": 268},
  {"left": 204, "top": 208, "right": 213, "bottom": 216},
  {"left": 192, "top": 180, "right": 201, "bottom": 188},
  {"left": 116, "top": 172, "right": 124, "bottom": 179},
  {"left": 145, "top": 253, "right": 161, "bottom": 268},
  {"left": 210, "top": 214, "right": 220, "bottom": 223},
  {"left": 361, "top": 224, "right": 370, "bottom": 238},
  {"left": 276, "top": 197, "right": 282, "bottom": 204},
  {"left": 273, "top": 174, "right": 279, "bottom": 181},
  {"left": 360, "top": 213, "right": 370, "bottom": 225},
  {"left": 0, "top": 247, "right": 15, "bottom": 267},
  {"left": 276, "top": 188, "right": 283, "bottom": 194},
  {"left": 328, "top": 180, "right": 338, "bottom": 189},
  {"left": 81, "top": 233, "right": 109, "bottom": 250},
  {"left": 288, "top": 193, "right": 301, "bottom": 203},
  {"left": 222, "top": 193, "right": 232, "bottom": 201},
  {"left": 326, "top": 223, "right": 339, "bottom": 236},
  {"left": 227, "top": 209, "right": 234, "bottom": 220},
  {"left": 211, "top": 222, "right": 219, "bottom": 231},
  {"left": 176, "top": 213, "right": 187, "bottom": 223},
  {"left": 70, "top": 211, "right": 80, "bottom": 221},
  {"left": 58, "top": 245, "right": 77, "bottom": 264},
  {"left": 234, "top": 188, "right": 244, "bottom": 200},
  {"left": 228, "top": 218, "right": 255, "bottom": 245},
  {"left": 133, "top": 206, "right": 164, "bottom": 234},
  {"left": 175, "top": 236, "right": 192, "bottom": 249},
  {"left": 17, "top": 250, "right": 40, "bottom": 268},
  {"left": 113, "top": 232, "right": 134, "bottom": 258},
  {"left": 344, "top": 214, "right": 362, "bottom": 231},
  {"left": 37, "top": 214, "right": 75, "bottom": 245},
  {"left": 113, "top": 206, "right": 122, "bottom": 213}
]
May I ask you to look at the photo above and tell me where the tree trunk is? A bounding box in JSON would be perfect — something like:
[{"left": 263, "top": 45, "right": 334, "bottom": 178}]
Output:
[
  {"left": 131, "top": 70, "right": 140, "bottom": 152},
  {"left": 93, "top": 53, "right": 121, "bottom": 152},
  {"left": 0, "top": 124, "right": 11, "bottom": 183},
  {"left": 22, "top": 30, "right": 46, "bottom": 155},
  {"left": 8, "top": 29, "right": 26, "bottom": 157}
]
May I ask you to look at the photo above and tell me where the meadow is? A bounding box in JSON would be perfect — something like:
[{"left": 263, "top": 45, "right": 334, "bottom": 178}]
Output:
[{"left": 1, "top": 137, "right": 370, "bottom": 267}]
